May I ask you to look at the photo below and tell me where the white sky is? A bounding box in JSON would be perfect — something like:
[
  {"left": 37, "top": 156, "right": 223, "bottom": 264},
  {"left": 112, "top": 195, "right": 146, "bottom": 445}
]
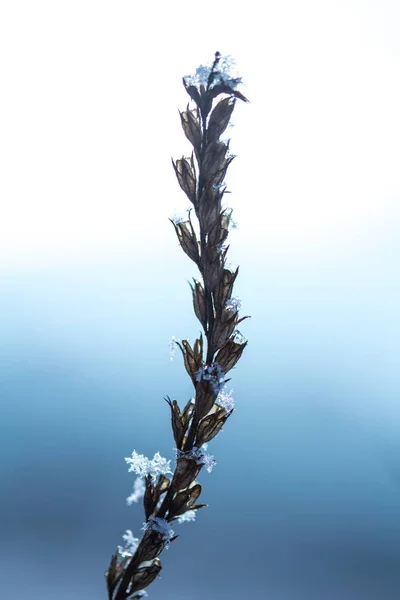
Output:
[{"left": 1, "top": 0, "right": 399, "bottom": 268}]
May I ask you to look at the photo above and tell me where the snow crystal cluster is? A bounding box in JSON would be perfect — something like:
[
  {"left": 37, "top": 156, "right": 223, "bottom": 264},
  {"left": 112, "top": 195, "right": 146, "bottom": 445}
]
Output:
[
  {"left": 175, "top": 446, "right": 216, "bottom": 473},
  {"left": 195, "top": 363, "right": 226, "bottom": 394},
  {"left": 233, "top": 330, "right": 247, "bottom": 344},
  {"left": 126, "top": 476, "right": 146, "bottom": 506},
  {"left": 217, "top": 387, "right": 235, "bottom": 412},
  {"left": 142, "top": 516, "right": 175, "bottom": 549},
  {"left": 184, "top": 54, "right": 242, "bottom": 91},
  {"left": 117, "top": 529, "right": 140, "bottom": 559},
  {"left": 225, "top": 297, "right": 241, "bottom": 312},
  {"left": 125, "top": 451, "right": 172, "bottom": 484},
  {"left": 177, "top": 510, "right": 196, "bottom": 524}
]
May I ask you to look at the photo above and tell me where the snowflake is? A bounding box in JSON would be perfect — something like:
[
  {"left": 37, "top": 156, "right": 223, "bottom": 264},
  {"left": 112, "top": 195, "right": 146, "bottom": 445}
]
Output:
[
  {"left": 126, "top": 476, "right": 146, "bottom": 505},
  {"left": 125, "top": 451, "right": 172, "bottom": 484},
  {"left": 169, "top": 336, "right": 179, "bottom": 361},
  {"left": 195, "top": 363, "right": 226, "bottom": 394},
  {"left": 184, "top": 64, "right": 211, "bottom": 87},
  {"left": 142, "top": 516, "right": 174, "bottom": 549},
  {"left": 175, "top": 447, "right": 216, "bottom": 473},
  {"left": 177, "top": 510, "right": 196, "bottom": 524},
  {"left": 225, "top": 297, "right": 241, "bottom": 312},
  {"left": 184, "top": 54, "right": 242, "bottom": 91},
  {"left": 229, "top": 217, "right": 238, "bottom": 230},
  {"left": 224, "top": 206, "right": 239, "bottom": 231},
  {"left": 117, "top": 529, "right": 139, "bottom": 559},
  {"left": 233, "top": 330, "right": 247, "bottom": 344},
  {"left": 217, "top": 387, "right": 235, "bottom": 412},
  {"left": 216, "top": 243, "right": 228, "bottom": 255},
  {"left": 170, "top": 210, "right": 185, "bottom": 224}
]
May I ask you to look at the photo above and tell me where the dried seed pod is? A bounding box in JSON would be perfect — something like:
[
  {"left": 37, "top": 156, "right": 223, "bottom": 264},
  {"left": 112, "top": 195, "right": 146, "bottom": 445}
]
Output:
[
  {"left": 208, "top": 211, "right": 230, "bottom": 251},
  {"left": 143, "top": 474, "right": 171, "bottom": 520},
  {"left": 194, "top": 381, "right": 216, "bottom": 420},
  {"left": 198, "top": 186, "right": 222, "bottom": 234},
  {"left": 207, "top": 97, "right": 236, "bottom": 144},
  {"left": 172, "top": 457, "right": 201, "bottom": 492},
  {"left": 137, "top": 531, "right": 165, "bottom": 562},
  {"left": 165, "top": 397, "right": 186, "bottom": 450},
  {"left": 127, "top": 558, "right": 162, "bottom": 595},
  {"left": 176, "top": 338, "right": 203, "bottom": 387},
  {"left": 213, "top": 267, "right": 239, "bottom": 314},
  {"left": 196, "top": 407, "right": 229, "bottom": 446},
  {"left": 214, "top": 336, "right": 248, "bottom": 375},
  {"left": 189, "top": 279, "right": 207, "bottom": 330},
  {"left": 172, "top": 156, "right": 197, "bottom": 204},
  {"left": 181, "top": 398, "right": 195, "bottom": 428},
  {"left": 105, "top": 552, "right": 125, "bottom": 597},
  {"left": 168, "top": 483, "right": 202, "bottom": 519},
  {"left": 170, "top": 217, "right": 200, "bottom": 266},
  {"left": 180, "top": 105, "right": 202, "bottom": 155},
  {"left": 202, "top": 141, "right": 230, "bottom": 182},
  {"left": 210, "top": 309, "right": 237, "bottom": 351}
]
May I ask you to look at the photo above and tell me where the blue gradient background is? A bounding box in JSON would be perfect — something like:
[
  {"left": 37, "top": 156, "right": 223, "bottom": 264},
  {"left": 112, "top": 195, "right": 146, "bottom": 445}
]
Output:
[
  {"left": 1, "top": 1, "right": 400, "bottom": 599},
  {"left": 2, "top": 223, "right": 400, "bottom": 599}
]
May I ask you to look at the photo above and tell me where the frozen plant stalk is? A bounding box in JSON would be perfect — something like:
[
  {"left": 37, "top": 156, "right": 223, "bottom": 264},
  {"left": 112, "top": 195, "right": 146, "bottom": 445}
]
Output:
[{"left": 105, "top": 52, "right": 249, "bottom": 600}]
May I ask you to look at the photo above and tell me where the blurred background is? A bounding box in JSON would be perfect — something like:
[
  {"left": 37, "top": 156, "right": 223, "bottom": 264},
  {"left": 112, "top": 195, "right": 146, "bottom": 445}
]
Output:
[{"left": 1, "top": 1, "right": 400, "bottom": 598}]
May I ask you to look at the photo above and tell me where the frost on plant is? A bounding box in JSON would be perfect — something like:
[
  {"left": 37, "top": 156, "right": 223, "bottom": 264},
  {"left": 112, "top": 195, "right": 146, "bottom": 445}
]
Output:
[
  {"left": 225, "top": 297, "right": 241, "bottom": 312},
  {"left": 169, "top": 336, "right": 179, "bottom": 361},
  {"left": 224, "top": 207, "right": 238, "bottom": 230},
  {"left": 233, "top": 330, "right": 247, "bottom": 344},
  {"left": 142, "top": 516, "right": 175, "bottom": 549},
  {"left": 176, "top": 447, "right": 216, "bottom": 473},
  {"left": 117, "top": 529, "right": 140, "bottom": 559},
  {"left": 126, "top": 477, "right": 146, "bottom": 505},
  {"left": 106, "top": 52, "right": 249, "bottom": 600},
  {"left": 195, "top": 363, "right": 226, "bottom": 394},
  {"left": 184, "top": 52, "right": 242, "bottom": 91},
  {"left": 125, "top": 451, "right": 172, "bottom": 484},
  {"left": 217, "top": 387, "right": 235, "bottom": 412},
  {"left": 216, "top": 243, "right": 228, "bottom": 255},
  {"left": 177, "top": 510, "right": 196, "bottom": 524}
]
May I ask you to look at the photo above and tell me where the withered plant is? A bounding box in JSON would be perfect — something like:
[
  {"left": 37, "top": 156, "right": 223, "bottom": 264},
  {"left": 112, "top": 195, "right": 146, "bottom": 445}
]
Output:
[{"left": 105, "top": 52, "right": 249, "bottom": 600}]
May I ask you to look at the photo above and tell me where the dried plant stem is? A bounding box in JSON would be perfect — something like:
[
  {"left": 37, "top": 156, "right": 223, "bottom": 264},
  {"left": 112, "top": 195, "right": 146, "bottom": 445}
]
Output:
[{"left": 106, "top": 52, "right": 249, "bottom": 600}]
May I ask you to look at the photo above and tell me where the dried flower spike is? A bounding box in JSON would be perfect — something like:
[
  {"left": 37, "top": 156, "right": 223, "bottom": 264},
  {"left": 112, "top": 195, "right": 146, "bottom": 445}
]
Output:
[{"left": 106, "top": 53, "right": 249, "bottom": 600}]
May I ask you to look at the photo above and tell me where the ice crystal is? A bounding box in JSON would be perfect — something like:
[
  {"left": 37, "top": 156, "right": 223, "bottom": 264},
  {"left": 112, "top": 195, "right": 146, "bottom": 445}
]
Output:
[
  {"left": 184, "top": 64, "right": 211, "bottom": 87},
  {"left": 175, "top": 446, "right": 216, "bottom": 473},
  {"left": 225, "top": 297, "right": 241, "bottom": 312},
  {"left": 117, "top": 529, "right": 139, "bottom": 559},
  {"left": 177, "top": 510, "right": 196, "bottom": 524},
  {"left": 170, "top": 213, "right": 184, "bottom": 224},
  {"left": 125, "top": 451, "right": 172, "bottom": 484},
  {"left": 126, "top": 476, "right": 146, "bottom": 505},
  {"left": 169, "top": 336, "right": 179, "bottom": 361},
  {"left": 142, "top": 516, "right": 175, "bottom": 549},
  {"left": 233, "top": 330, "right": 247, "bottom": 344},
  {"left": 184, "top": 53, "right": 242, "bottom": 91},
  {"left": 217, "top": 387, "right": 235, "bottom": 412},
  {"left": 195, "top": 363, "right": 226, "bottom": 394},
  {"left": 224, "top": 207, "right": 238, "bottom": 230},
  {"left": 216, "top": 243, "right": 228, "bottom": 255}
]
